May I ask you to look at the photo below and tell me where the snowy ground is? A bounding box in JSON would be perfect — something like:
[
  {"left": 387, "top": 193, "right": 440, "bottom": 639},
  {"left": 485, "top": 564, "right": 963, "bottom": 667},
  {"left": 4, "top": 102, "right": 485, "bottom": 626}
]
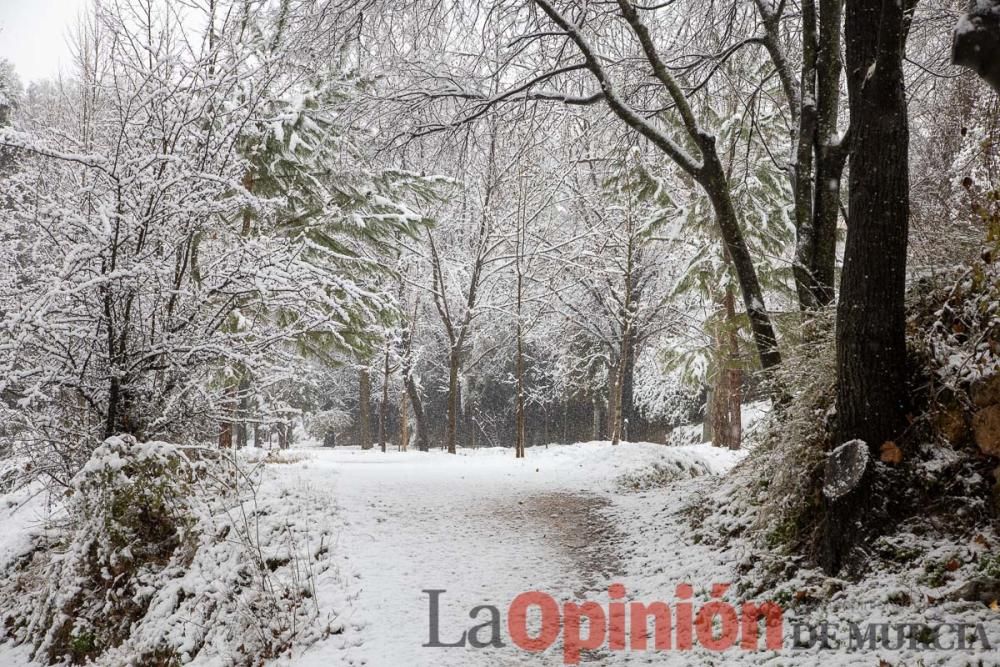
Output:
[
  {"left": 265, "top": 437, "right": 1000, "bottom": 667},
  {"left": 3, "top": 419, "right": 998, "bottom": 666},
  {"left": 270, "top": 441, "right": 741, "bottom": 667}
]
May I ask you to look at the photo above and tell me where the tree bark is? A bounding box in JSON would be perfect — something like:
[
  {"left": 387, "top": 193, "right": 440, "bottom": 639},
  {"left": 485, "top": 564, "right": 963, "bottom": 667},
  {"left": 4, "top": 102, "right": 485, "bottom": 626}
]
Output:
[
  {"left": 826, "top": 0, "right": 912, "bottom": 574},
  {"left": 836, "top": 0, "right": 911, "bottom": 450}
]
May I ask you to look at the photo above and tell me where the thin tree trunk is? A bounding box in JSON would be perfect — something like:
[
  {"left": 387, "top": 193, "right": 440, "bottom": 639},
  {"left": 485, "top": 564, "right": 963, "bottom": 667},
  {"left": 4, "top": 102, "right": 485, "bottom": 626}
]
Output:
[
  {"left": 399, "top": 390, "right": 409, "bottom": 452},
  {"left": 607, "top": 363, "right": 619, "bottom": 442},
  {"left": 446, "top": 350, "right": 460, "bottom": 454},
  {"left": 401, "top": 320, "right": 429, "bottom": 452},
  {"left": 379, "top": 342, "right": 390, "bottom": 453},
  {"left": 515, "top": 317, "right": 526, "bottom": 458},
  {"left": 724, "top": 285, "right": 743, "bottom": 450},
  {"left": 620, "top": 327, "right": 638, "bottom": 442},
  {"left": 611, "top": 338, "right": 628, "bottom": 445},
  {"left": 359, "top": 367, "right": 372, "bottom": 450},
  {"left": 592, "top": 397, "right": 601, "bottom": 441},
  {"left": 793, "top": 0, "right": 820, "bottom": 310},
  {"left": 702, "top": 169, "right": 782, "bottom": 370},
  {"left": 811, "top": 0, "right": 847, "bottom": 307}
]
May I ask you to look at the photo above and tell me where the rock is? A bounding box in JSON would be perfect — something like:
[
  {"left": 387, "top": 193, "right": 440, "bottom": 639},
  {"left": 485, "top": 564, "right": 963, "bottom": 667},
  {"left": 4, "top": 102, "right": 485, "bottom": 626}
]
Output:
[
  {"left": 823, "top": 440, "right": 871, "bottom": 502},
  {"left": 972, "top": 405, "right": 1000, "bottom": 457},
  {"left": 945, "top": 577, "right": 1000, "bottom": 605},
  {"left": 935, "top": 404, "right": 969, "bottom": 445},
  {"left": 971, "top": 374, "right": 1000, "bottom": 407}
]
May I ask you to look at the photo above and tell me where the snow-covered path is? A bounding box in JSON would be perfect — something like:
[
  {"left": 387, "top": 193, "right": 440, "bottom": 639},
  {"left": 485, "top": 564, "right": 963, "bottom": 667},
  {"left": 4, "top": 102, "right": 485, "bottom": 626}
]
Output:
[{"left": 272, "top": 443, "right": 740, "bottom": 667}]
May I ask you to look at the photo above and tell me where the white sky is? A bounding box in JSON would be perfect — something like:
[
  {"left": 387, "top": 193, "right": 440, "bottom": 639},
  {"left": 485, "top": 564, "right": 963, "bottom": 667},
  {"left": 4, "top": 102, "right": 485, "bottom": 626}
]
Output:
[{"left": 0, "top": 0, "right": 87, "bottom": 84}]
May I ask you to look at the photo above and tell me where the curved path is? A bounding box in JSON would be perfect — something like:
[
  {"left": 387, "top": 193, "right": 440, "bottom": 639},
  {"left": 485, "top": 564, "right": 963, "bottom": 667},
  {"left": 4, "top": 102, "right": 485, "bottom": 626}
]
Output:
[{"left": 287, "top": 447, "right": 620, "bottom": 666}]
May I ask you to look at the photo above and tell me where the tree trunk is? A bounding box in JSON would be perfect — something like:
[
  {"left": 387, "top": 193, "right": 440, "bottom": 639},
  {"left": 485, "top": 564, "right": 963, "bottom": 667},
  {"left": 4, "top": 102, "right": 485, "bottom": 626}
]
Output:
[
  {"left": 217, "top": 383, "right": 236, "bottom": 448},
  {"left": 701, "top": 170, "right": 782, "bottom": 370},
  {"left": 401, "top": 322, "right": 429, "bottom": 452},
  {"left": 515, "top": 319, "right": 526, "bottom": 458},
  {"left": 607, "top": 363, "right": 619, "bottom": 442},
  {"left": 379, "top": 342, "right": 390, "bottom": 453},
  {"left": 359, "top": 367, "right": 372, "bottom": 450},
  {"left": 811, "top": 0, "right": 847, "bottom": 307},
  {"left": 792, "top": 0, "right": 820, "bottom": 310},
  {"left": 836, "top": 0, "right": 911, "bottom": 451},
  {"left": 611, "top": 339, "right": 629, "bottom": 446},
  {"left": 592, "top": 397, "right": 602, "bottom": 441},
  {"left": 708, "top": 285, "right": 743, "bottom": 449},
  {"left": 825, "top": 0, "right": 912, "bottom": 574},
  {"left": 405, "top": 374, "right": 429, "bottom": 451},
  {"left": 702, "top": 386, "right": 713, "bottom": 443},
  {"left": 446, "top": 349, "right": 460, "bottom": 454},
  {"left": 399, "top": 390, "right": 409, "bottom": 451},
  {"left": 620, "top": 327, "right": 638, "bottom": 442},
  {"left": 724, "top": 286, "right": 743, "bottom": 450}
]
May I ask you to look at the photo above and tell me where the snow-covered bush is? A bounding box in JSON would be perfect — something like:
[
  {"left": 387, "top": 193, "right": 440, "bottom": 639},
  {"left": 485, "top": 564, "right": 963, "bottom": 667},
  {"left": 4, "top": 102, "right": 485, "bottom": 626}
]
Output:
[
  {"left": 305, "top": 409, "right": 351, "bottom": 446},
  {"left": 0, "top": 436, "right": 340, "bottom": 665}
]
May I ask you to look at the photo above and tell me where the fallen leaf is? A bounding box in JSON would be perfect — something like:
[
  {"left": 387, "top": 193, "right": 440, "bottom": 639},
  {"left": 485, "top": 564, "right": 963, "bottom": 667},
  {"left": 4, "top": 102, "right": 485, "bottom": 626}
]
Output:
[
  {"left": 991, "top": 599, "right": 999, "bottom": 611},
  {"left": 880, "top": 441, "right": 903, "bottom": 464},
  {"left": 945, "top": 558, "right": 961, "bottom": 572}
]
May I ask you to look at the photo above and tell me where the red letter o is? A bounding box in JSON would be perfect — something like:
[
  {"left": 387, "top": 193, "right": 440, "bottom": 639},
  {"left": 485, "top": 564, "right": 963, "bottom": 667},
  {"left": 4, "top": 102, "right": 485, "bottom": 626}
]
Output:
[{"left": 508, "top": 592, "right": 561, "bottom": 651}]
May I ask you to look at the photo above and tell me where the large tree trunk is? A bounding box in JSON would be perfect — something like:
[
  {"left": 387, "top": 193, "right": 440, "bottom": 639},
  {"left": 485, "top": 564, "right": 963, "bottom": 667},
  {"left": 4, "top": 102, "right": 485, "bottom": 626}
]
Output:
[
  {"left": 825, "top": 0, "right": 912, "bottom": 574},
  {"left": 358, "top": 367, "right": 372, "bottom": 450}
]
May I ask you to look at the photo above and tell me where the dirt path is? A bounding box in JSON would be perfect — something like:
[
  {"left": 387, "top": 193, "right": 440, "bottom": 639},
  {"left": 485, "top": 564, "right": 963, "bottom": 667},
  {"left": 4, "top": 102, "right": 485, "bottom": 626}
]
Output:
[
  {"left": 506, "top": 491, "right": 622, "bottom": 596},
  {"left": 286, "top": 448, "right": 623, "bottom": 666}
]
